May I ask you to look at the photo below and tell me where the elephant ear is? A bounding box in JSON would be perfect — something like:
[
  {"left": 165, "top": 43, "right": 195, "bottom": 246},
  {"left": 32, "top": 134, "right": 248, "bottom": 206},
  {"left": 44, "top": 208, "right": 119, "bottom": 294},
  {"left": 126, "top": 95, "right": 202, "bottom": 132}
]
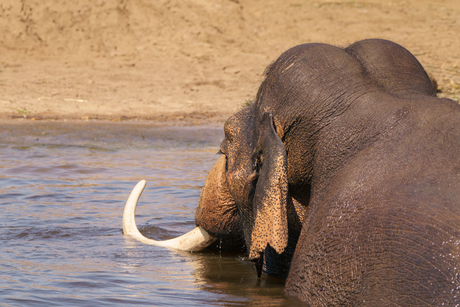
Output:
[{"left": 247, "top": 112, "right": 289, "bottom": 260}]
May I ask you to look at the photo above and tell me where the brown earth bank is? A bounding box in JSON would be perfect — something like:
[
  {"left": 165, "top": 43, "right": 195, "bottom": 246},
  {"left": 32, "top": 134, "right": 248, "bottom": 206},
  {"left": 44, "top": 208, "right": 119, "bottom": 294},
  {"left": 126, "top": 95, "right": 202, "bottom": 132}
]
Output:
[{"left": 0, "top": 0, "right": 459, "bottom": 123}]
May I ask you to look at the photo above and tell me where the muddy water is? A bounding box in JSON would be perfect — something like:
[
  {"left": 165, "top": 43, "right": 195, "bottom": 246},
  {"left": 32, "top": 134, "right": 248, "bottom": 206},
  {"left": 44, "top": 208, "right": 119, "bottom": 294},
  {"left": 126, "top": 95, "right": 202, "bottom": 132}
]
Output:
[{"left": 0, "top": 121, "right": 295, "bottom": 306}]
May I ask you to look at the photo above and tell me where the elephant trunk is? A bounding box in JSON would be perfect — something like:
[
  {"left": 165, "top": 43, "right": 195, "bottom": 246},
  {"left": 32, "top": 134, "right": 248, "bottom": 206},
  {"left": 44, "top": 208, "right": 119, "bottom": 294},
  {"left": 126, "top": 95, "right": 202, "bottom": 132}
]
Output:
[{"left": 122, "top": 180, "right": 217, "bottom": 252}]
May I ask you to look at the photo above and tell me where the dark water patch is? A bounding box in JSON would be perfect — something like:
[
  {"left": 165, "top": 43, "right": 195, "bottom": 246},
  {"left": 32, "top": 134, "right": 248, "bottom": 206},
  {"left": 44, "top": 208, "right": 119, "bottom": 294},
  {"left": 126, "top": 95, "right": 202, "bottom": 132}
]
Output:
[
  {"left": 0, "top": 178, "right": 70, "bottom": 189},
  {"left": 24, "top": 152, "right": 50, "bottom": 159},
  {"left": 137, "top": 223, "right": 198, "bottom": 241},
  {"left": 23, "top": 192, "right": 76, "bottom": 201},
  {"left": 3, "top": 225, "right": 117, "bottom": 241},
  {"left": 0, "top": 192, "right": 23, "bottom": 199},
  {"left": 5, "top": 164, "right": 108, "bottom": 178}
]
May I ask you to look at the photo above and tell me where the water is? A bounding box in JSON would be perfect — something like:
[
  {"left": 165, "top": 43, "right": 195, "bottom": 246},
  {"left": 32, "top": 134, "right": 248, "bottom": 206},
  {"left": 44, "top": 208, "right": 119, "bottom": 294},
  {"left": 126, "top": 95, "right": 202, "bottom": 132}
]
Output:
[{"left": 0, "top": 121, "right": 291, "bottom": 306}]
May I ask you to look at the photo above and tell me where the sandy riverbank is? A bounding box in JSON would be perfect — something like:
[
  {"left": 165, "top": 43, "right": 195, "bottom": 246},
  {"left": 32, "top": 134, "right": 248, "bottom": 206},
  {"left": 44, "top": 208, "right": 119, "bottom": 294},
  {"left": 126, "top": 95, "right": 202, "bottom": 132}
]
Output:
[{"left": 0, "top": 0, "right": 458, "bottom": 124}]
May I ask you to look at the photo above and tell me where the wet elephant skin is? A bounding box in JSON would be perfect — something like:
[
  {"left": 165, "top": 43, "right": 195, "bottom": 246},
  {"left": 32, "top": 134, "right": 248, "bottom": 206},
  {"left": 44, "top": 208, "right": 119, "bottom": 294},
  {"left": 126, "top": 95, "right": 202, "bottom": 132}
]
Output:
[{"left": 193, "top": 39, "right": 460, "bottom": 305}]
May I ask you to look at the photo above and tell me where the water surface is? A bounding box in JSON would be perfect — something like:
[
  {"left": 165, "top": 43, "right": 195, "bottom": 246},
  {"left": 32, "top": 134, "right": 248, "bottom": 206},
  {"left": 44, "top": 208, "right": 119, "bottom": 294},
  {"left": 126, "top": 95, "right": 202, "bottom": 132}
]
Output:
[{"left": 0, "top": 121, "right": 291, "bottom": 306}]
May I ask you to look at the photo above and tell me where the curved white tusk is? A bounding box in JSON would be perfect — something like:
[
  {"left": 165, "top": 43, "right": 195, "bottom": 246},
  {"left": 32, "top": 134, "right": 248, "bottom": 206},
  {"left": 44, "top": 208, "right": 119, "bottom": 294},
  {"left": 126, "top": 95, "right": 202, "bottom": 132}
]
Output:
[{"left": 122, "top": 180, "right": 217, "bottom": 252}]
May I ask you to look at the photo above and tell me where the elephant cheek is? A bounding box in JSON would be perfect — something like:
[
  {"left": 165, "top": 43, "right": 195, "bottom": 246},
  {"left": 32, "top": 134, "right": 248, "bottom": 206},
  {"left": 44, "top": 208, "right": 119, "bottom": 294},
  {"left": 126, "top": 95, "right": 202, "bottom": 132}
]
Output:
[{"left": 195, "top": 156, "right": 242, "bottom": 240}]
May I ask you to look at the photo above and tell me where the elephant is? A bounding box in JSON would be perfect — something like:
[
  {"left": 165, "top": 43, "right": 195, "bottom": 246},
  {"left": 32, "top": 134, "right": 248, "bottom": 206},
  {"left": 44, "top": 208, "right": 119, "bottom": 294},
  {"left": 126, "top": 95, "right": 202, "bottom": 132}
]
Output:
[{"left": 123, "top": 39, "right": 460, "bottom": 305}]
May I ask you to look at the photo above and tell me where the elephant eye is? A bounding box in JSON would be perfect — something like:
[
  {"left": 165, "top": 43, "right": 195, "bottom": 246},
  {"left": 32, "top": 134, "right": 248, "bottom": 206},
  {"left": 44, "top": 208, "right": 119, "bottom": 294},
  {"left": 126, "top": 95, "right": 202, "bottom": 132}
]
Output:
[
  {"left": 253, "top": 156, "right": 262, "bottom": 173},
  {"left": 219, "top": 140, "right": 228, "bottom": 155}
]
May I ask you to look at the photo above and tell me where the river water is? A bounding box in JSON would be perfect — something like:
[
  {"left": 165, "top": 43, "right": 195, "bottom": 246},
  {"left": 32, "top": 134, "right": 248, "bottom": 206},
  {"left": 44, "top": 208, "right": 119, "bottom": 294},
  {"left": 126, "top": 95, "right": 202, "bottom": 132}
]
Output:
[{"left": 0, "top": 121, "right": 294, "bottom": 306}]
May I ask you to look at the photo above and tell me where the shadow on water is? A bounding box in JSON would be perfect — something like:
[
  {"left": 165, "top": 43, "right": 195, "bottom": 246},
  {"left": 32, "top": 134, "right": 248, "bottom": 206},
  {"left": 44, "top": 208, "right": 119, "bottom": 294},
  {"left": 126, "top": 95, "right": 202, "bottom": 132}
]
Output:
[{"left": 0, "top": 120, "right": 298, "bottom": 306}]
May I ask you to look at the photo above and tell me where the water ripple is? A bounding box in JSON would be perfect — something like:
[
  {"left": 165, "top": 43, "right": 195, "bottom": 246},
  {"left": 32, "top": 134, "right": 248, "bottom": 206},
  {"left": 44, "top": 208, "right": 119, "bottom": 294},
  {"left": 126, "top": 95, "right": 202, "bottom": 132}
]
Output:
[{"left": 0, "top": 122, "right": 288, "bottom": 306}]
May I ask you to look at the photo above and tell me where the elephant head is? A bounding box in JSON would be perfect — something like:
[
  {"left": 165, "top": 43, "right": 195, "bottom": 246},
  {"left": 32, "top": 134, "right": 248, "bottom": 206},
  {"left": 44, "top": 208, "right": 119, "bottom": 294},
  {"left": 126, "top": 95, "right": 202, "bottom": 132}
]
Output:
[{"left": 123, "top": 39, "right": 460, "bottom": 305}]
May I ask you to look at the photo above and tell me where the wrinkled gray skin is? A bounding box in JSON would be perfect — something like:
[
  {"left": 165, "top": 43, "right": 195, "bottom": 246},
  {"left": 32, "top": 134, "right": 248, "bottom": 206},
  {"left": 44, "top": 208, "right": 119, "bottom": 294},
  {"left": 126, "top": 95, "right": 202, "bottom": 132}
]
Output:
[{"left": 195, "top": 39, "right": 460, "bottom": 305}]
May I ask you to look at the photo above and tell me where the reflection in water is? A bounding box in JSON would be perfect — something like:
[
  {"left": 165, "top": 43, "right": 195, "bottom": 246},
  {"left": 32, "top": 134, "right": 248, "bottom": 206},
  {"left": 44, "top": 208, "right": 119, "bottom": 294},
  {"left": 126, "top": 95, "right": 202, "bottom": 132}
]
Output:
[
  {"left": 190, "top": 252, "right": 292, "bottom": 306},
  {"left": 0, "top": 121, "right": 292, "bottom": 306}
]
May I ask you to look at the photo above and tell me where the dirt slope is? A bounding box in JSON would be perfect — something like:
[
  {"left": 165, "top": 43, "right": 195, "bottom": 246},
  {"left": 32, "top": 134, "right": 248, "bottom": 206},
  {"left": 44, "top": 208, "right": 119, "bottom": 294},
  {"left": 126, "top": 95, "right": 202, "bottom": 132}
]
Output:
[{"left": 0, "top": 0, "right": 458, "bottom": 122}]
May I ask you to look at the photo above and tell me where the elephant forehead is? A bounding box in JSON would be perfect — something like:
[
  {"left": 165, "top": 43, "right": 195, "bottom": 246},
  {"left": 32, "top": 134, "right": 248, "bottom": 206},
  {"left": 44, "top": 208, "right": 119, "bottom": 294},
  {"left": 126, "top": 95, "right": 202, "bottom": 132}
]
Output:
[
  {"left": 224, "top": 105, "right": 254, "bottom": 141},
  {"left": 223, "top": 107, "right": 255, "bottom": 174}
]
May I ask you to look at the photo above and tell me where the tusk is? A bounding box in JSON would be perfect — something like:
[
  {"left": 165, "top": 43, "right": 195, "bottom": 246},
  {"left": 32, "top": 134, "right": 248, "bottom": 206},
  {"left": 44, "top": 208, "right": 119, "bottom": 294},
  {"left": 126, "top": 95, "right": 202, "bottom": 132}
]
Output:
[{"left": 122, "top": 180, "right": 217, "bottom": 252}]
